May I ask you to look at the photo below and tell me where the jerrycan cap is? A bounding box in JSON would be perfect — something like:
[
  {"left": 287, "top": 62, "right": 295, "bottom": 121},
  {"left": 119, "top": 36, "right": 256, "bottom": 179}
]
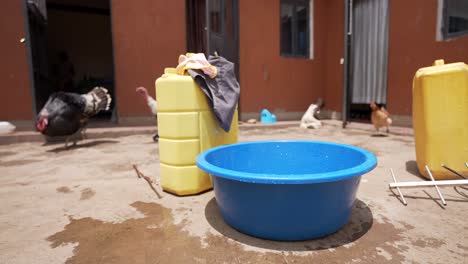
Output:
[{"left": 433, "top": 59, "right": 445, "bottom": 66}]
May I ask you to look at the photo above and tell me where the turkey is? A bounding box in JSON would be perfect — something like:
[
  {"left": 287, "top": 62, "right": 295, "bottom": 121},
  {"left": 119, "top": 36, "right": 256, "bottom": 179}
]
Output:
[
  {"left": 36, "top": 87, "right": 112, "bottom": 147},
  {"left": 136, "top": 86, "right": 159, "bottom": 142}
]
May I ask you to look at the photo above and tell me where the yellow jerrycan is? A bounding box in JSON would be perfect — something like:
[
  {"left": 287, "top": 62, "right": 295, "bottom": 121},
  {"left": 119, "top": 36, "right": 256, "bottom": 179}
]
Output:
[
  {"left": 413, "top": 59, "right": 468, "bottom": 180},
  {"left": 155, "top": 68, "right": 238, "bottom": 195}
]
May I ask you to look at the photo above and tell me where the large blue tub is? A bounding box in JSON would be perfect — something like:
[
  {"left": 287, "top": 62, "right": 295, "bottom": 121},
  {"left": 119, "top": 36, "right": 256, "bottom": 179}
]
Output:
[{"left": 197, "top": 140, "right": 377, "bottom": 241}]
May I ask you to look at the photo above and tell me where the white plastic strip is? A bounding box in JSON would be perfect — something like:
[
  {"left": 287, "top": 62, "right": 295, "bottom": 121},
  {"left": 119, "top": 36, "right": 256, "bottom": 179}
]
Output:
[
  {"left": 389, "top": 179, "right": 468, "bottom": 188},
  {"left": 425, "top": 165, "right": 446, "bottom": 206},
  {"left": 389, "top": 168, "right": 407, "bottom": 205}
]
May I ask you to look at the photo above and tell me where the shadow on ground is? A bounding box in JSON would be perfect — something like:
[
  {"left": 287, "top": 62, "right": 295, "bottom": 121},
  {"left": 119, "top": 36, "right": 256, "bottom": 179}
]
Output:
[
  {"left": 405, "top": 160, "right": 425, "bottom": 179},
  {"left": 46, "top": 140, "right": 119, "bottom": 153},
  {"left": 388, "top": 187, "right": 468, "bottom": 208},
  {"left": 204, "top": 198, "right": 373, "bottom": 251},
  {"left": 370, "top": 133, "right": 389, "bottom": 137}
]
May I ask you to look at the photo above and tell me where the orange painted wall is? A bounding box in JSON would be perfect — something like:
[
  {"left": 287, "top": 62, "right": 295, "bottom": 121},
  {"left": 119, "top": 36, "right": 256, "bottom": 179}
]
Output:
[
  {"left": 323, "top": 0, "right": 345, "bottom": 112},
  {"left": 388, "top": 0, "right": 468, "bottom": 115},
  {"left": 111, "top": 0, "right": 186, "bottom": 117},
  {"left": 239, "top": 0, "right": 328, "bottom": 114},
  {"left": 0, "top": 1, "right": 33, "bottom": 120},
  {"left": 3, "top": 0, "right": 467, "bottom": 122}
]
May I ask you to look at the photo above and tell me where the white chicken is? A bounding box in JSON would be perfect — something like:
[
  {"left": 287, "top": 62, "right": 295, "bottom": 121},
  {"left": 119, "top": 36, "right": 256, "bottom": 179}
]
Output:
[
  {"left": 300, "top": 104, "right": 322, "bottom": 129},
  {"left": 136, "top": 87, "right": 159, "bottom": 141},
  {"left": 0, "top": 121, "right": 16, "bottom": 134},
  {"left": 300, "top": 98, "right": 324, "bottom": 129}
]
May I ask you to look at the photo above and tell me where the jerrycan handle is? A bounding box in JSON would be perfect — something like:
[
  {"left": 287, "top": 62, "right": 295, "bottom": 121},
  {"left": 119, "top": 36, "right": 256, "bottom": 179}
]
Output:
[{"left": 433, "top": 59, "right": 445, "bottom": 66}]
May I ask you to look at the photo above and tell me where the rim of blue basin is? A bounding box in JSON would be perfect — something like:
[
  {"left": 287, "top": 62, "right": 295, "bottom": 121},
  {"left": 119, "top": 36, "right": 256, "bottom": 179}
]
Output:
[{"left": 196, "top": 140, "right": 377, "bottom": 184}]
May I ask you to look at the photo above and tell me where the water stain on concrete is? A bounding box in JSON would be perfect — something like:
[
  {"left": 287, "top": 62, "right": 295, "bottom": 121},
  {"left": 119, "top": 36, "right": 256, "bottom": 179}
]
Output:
[
  {"left": 57, "top": 186, "right": 72, "bottom": 194},
  {"left": 48, "top": 202, "right": 413, "bottom": 264},
  {"left": 80, "top": 188, "right": 95, "bottom": 200}
]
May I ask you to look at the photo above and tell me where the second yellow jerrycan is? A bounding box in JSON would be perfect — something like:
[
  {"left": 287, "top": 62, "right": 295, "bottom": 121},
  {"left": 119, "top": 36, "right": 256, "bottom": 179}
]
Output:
[
  {"left": 413, "top": 59, "right": 468, "bottom": 180},
  {"left": 155, "top": 68, "right": 238, "bottom": 195}
]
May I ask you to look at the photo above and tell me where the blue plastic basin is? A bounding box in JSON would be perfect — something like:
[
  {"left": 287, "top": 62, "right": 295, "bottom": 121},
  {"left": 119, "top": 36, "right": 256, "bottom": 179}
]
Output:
[{"left": 197, "top": 140, "right": 377, "bottom": 241}]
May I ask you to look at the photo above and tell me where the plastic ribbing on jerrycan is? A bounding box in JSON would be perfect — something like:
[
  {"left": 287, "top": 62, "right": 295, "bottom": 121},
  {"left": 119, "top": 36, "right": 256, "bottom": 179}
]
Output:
[
  {"left": 413, "top": 59, "right": 468, "bottom": 180},
  {"left": 155, "top": 68, "right": 238, "bottom": 195}
]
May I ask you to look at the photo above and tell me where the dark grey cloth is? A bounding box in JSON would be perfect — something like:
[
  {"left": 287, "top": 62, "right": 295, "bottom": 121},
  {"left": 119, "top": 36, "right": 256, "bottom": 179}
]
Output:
[{"left": 188, "top": 56, "right": 240, "bottom": 132}]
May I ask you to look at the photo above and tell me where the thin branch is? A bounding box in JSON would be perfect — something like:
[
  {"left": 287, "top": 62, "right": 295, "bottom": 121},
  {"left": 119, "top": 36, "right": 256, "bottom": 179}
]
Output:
[{"left": 133, "top": 164, "right": 162, "bottom": 199}]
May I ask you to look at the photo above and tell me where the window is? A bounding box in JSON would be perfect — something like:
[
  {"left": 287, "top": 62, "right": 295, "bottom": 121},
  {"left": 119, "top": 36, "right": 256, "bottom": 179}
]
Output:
[
  {"left": 280, "top": 0, "right": 310, "bottom": 58},
  {"left": 442, "top": 0, "right": 468, "bottom": 39}
]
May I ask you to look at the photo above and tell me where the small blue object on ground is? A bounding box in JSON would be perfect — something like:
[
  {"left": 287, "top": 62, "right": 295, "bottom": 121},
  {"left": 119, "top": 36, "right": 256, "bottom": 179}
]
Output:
[
  {"left": 260, "top": 109, "right": 276, "bottom": 124},
  {"left": 197, "top": 140, "right": 377, "bottom": 241}
]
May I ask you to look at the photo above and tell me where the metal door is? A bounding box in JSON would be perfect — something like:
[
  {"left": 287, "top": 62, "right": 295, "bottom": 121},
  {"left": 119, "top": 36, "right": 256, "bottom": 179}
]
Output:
[{"left": 206, "top": 0, "right": 239, "bottom": 77}]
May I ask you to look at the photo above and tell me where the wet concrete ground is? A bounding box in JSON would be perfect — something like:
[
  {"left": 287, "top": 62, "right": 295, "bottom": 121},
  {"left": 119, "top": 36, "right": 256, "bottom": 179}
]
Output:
[{"left": 0, "top": 121, "right": 467, "bottom": 264}]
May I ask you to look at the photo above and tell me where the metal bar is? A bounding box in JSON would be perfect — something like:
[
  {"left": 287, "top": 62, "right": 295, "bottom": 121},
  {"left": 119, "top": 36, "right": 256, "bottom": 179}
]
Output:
[
  {"left": 342, "top": 0, "right": 350, "bottom": 128},
  {"left": 389, "top": 179, "right": 468, "bottom": 188},
  {"left": 390, "top": 168, "right": 407, "bottom": 205},
  {"left": 425, "top": 165, "right": 447, "bottom": 206},
  {"left": 441, "top": 164, "right": 467, "bottom": 179}
]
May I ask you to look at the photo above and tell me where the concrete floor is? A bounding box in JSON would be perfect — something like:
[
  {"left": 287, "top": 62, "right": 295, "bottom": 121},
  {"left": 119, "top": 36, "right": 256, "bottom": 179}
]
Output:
[{"left": 0, "top": 121, "right": 467, "bottom": 264}]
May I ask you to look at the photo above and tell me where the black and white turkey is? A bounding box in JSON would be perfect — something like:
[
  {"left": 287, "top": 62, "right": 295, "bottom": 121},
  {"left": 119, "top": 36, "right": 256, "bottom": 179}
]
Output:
[{"left": 36, "top": 87, "right": 112, "bottom": 147}]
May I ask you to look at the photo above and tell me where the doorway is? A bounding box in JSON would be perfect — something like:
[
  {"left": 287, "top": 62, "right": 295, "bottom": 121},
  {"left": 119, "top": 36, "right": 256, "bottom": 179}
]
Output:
[
  {"left": 343, "top": 0, "right": 390, "bottom": 125},
  {"left": 186, "top": 0, "right": 240, "bottom": 116},
  {"left": 25, "top": 0, "right": 116, "bottom": 121},
  {"left": 186, "top": 0, "right": 239, "bottom": 77}
]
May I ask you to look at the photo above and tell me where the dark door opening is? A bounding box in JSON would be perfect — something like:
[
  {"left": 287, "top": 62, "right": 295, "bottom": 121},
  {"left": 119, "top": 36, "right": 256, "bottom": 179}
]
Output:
[
  {"left": 25, "top": 0, "right": 49, "bottom": 115},
  {"left": 25, "top": 0, "right": 116, "bottom": 122},
  {"left": 343, "top": 0, "right": 389, "bottom": 126}
]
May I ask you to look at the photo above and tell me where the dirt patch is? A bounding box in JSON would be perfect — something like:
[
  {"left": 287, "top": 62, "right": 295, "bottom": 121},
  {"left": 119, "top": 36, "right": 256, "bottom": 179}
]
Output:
[
  {"left": 456, "top": 244, "right": 468, "bottom": 256},
  {"left": 411, "top": 238, "right": 445, "bottom": 249},
  {"left": 0, "top": 159, "right": 40, "bottom": 167},
  {"left": 0, "top": 151, "right": 16, "bottom": 158},
  {"left": 109, "top": 163, "right": 133, "bottom": 173},
  {"left": 57, "top": 186, "right": 72, "bottom": 194},
  {"left": 47, "top": 202, "right": 413, "bottom": 264},
  {"left": 79, "top": 188, "right": 95, "bottom": 200}
]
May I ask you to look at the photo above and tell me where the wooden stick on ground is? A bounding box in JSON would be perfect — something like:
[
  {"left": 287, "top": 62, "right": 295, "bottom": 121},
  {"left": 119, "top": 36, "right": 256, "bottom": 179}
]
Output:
[
  {"left": 133, "top": 164, "right": 154, "bottom": 184},
  {"left": 132, "top": 164, "right": 162, "bottom": 198}
]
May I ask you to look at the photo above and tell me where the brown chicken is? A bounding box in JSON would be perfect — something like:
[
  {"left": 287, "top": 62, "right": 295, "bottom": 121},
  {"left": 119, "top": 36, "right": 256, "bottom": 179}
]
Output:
[{"left": 370, "top": 102, "right": 392, "bottom": 133}]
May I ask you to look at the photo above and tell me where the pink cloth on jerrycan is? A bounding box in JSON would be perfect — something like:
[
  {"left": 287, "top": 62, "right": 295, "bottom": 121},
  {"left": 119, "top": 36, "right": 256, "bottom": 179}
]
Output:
[{"left": 176, "top": 53, "right": 218, "bottom": 78}]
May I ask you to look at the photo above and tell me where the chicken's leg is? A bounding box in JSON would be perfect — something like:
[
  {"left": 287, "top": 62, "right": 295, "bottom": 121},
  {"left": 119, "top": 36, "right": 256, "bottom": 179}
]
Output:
[
  {"left": 65, "top": 136, "right": 71, "bottom": 149},
  {"left": 80, "top": 127, "right": 87, "bottom": 140}
]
